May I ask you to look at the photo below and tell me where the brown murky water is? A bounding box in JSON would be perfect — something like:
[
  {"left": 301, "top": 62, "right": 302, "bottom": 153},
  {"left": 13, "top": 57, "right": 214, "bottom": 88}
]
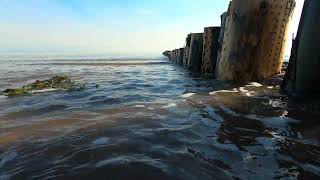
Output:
[{"left": 0, "top": 58, "right": 319, "bottom": 179}]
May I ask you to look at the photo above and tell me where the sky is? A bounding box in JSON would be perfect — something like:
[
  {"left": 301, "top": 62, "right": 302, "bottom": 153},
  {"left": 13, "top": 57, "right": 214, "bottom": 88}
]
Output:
[{"left": 0, "top": 0, "right": 304, "bottom": 58}]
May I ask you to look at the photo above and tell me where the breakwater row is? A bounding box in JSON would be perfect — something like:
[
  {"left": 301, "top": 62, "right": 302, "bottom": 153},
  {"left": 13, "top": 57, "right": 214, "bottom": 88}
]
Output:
[{"left": 164, "top": 0, "right": 296, "bottom": 82}]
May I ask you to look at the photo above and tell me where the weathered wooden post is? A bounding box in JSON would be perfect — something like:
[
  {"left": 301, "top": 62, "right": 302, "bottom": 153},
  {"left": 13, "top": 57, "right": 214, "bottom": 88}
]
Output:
[
  {"left": 173, "top": 50, "right": 176, "bottom": 63},
  {"left": 163, "top": 51, "right": 171, "bottom": 61},
  {"left": 217, "top": 0, "right": 296, "bottom": 82},
  {"left": 170, "top": 51, "right": 175, "bottom": 62},
  {"left": 163, "top": 48, "right": 185, "bottom": 66},
  {"left": 202, "top": 27, "right": 221, "bottom": 77},
  {"left": 187, "top": 33, "right": 204, "bottom": 72},
  {"left": 162, "top": 51, "right": 170, "bottom": 60},
  {"left": 177, "top": 48, "right": 184, "bottom": 66},
  {"left": 176, "top": 48, "right": 181, "bottom": 65},
  {"left": 173, "top": 49, "right": 178, "bottom": 64},
  {"left": 175, "top": 49, "right": 179, "bottom": 64},
  {"left": 282, "top": 0, "right": 320, "bottom": 94},
  {"left": 183, "top": 34, "right": 191, "bottom": 68},
  {"left": 183, "top": 47, "right": 189, "bottom": 67},
  {"left": 215, "top": 11, "right": 229, "bottom": 78}
]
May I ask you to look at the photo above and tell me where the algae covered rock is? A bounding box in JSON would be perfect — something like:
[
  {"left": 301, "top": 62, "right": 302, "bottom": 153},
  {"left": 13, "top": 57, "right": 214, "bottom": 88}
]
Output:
[
  {"left": 2, "top": 75, "right": 85, "bottom": 97},
  {"left": 3, "top": 88, "right": 29, "bottom": 97}
]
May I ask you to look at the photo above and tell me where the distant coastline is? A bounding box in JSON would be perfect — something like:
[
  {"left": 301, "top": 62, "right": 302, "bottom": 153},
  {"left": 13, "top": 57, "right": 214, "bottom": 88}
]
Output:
[{"left": 0, "top": 53, "right": 163, "bottom": 61}]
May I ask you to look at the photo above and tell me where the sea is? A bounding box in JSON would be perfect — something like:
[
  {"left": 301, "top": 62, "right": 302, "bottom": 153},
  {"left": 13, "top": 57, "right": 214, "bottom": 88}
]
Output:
[{"left": 0, "top": 57, "right": 319, "bottom": 180}]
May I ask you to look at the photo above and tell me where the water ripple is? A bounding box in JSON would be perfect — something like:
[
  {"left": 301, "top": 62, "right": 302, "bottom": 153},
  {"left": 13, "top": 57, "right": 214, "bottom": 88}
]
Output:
[{"left": 0, "top": 59, "right": 319, "bottom": 179}]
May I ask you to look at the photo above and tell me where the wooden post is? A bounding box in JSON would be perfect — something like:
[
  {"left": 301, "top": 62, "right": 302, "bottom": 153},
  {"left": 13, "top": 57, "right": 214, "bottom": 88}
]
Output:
[
  {"left": 282, "top": 0, "right": 320, "bottom": 94},
  {"left": 187, "top": 33, "right": 204, "bottom": 72},
  {"left": 202, "top": 27, "right": 221, "bottom": 77},
  {"left": 183, "top": 34, "right": 192, "bottom": 68},
  {"left": 216, "top": 11, "right": 229, "bottom": 78},
  {"left": 183, "top": 47, "right": 189, "bottom": 67},
  {"left": 217, "top": 0, "right": 296, "bottom": 82},
  {"left": 177, "top": 48, "right": 184, "bottom": 66}
]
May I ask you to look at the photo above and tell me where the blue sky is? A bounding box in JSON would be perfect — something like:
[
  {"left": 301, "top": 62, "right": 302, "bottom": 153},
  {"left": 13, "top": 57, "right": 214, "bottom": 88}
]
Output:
[{"left": 0, "top": 0, "right": 304, "bottom": 57}]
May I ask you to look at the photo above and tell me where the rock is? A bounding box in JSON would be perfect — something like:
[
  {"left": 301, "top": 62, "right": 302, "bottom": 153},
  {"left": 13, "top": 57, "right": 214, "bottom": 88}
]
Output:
[
  {"left": 282, "top": 62, "right": 289, "bottom": 73},
  {"left": 187, "top": 33, "right": 204, "bottom": 72},
  {"left": 202, "top": 26, "right": 221, "bottom": 77},
  {"left": 282, "top": 0, "right": 320, "bottom": 94},
  {"left": 265, "top": 73, "right": 285, "bottom": 86},
  {"left": 3, "top": 88, "right": 29, "bottom": 97},
  {"left": 2, "top": 75, "right": 85, "bottom": 97},
  {"left": 217, "top": 0, "right": 296, "bottom": 82}
]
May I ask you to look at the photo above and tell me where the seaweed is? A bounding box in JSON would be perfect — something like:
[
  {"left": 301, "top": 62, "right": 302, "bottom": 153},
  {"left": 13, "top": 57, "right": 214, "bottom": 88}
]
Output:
[
  {"left": 3, "top": 88, "right": 30, "bottom": 97},
  {"left": 2, "top": 75, "right": 85, "bottom": 97}
]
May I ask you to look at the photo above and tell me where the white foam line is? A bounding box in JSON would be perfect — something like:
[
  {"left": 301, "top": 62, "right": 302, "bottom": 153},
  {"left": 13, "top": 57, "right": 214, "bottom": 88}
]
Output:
[
  {"left": 209, "top": 88, "right": 238, "bottom": 95},
  {"left": 133, "top": 105, "right": 146, "bottom": 108},
  {"left": 239, "top": 87, "right": 249, "bottom": 93},
  {"left": 246, "top": 82, "right": 263, "bottom": 87},
  {"left": 30, "top": 88, "right": 60, "bottom": 94},
  {"left": 162, "top": 103, "right": 177, "bottom": 108},
  {"left": 181, "top": 93, "right": 195, "bottom": 98}
]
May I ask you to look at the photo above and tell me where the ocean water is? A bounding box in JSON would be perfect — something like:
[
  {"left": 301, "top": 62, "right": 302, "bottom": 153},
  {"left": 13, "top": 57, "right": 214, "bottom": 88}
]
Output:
[{"left": 0, "top": 58, "right": 319, "bottom": 180}]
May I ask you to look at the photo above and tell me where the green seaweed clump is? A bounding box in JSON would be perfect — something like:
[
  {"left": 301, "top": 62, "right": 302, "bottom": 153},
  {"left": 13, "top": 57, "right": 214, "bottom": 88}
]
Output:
[
  {"left": 2, "top": 75, "right": 85, "bottom": 97},
  {"left": 2, "top": 88, "right": 29, "bottom": 97}
]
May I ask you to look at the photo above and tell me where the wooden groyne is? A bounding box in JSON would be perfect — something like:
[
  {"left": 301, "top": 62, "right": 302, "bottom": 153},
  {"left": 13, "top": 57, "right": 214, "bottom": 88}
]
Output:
[
  {"left": 282, "top": 0, "right": 320, "bottom": 94},
  {"left": 163, "top": 0, "right": 296, "bottom": 83}
]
